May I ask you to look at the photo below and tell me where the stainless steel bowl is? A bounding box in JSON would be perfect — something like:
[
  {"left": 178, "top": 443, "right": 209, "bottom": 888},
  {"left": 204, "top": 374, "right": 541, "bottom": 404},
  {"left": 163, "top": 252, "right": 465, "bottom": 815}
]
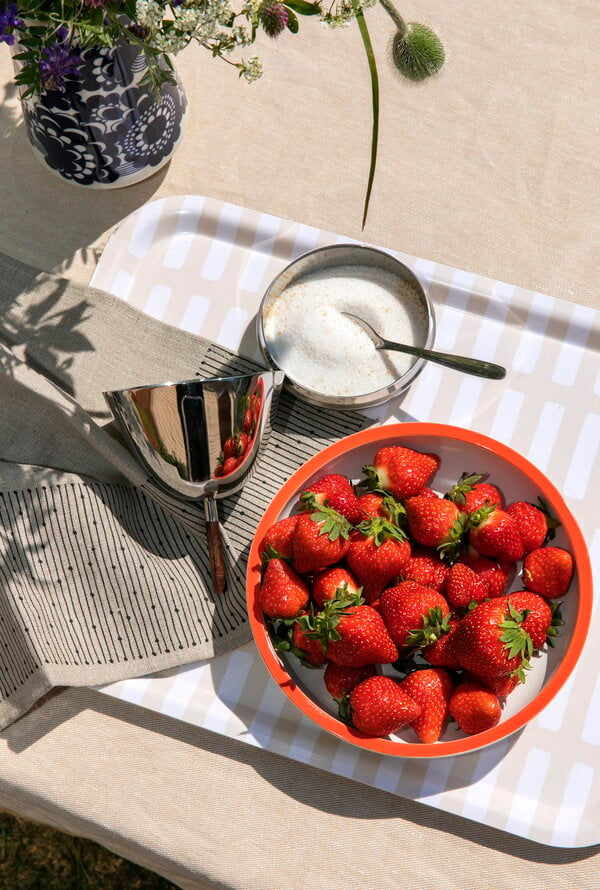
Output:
[{"left": 256, "top": 244, "right": 436, "bottom": 411}]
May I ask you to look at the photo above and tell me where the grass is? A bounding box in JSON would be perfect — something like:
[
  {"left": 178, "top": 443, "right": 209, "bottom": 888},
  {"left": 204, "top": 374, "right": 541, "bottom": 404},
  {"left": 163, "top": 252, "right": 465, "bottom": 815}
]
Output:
[{"left": 0, "top": 811, "right": 177, "bottom": 889}]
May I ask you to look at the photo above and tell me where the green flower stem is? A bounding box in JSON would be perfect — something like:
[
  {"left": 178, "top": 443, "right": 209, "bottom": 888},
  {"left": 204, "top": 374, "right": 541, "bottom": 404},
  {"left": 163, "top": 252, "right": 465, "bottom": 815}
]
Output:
[
  {"left": 351, "top": 0, "right": 379, "bottom": 229},
  {"left": 379, "top": 0, "right": 406, "bottom": 36}
]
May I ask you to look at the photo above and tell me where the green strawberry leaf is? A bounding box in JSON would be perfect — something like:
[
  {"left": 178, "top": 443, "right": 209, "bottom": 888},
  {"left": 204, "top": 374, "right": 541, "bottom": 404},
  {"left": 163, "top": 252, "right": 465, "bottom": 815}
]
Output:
[
  {"left": 356, "top": 516, "right": 407, "bottom": 546},
  {"left": 446, "top": 472, "right": 484, "bottom": 505},
  {"left": 309, "top": 504, "right": 352, "bottom": 541},
  {"left": 438, "top": 511, "right": 469, "bottom": 562},
  {"left": 403, "top": 606, "right": 451, "bottom": 649},
  {"left": 362, "top": 463, "right": 387, "bottom": 494},
  {"left": 337, "top": 694, "right": 352, "bottom": 723}
]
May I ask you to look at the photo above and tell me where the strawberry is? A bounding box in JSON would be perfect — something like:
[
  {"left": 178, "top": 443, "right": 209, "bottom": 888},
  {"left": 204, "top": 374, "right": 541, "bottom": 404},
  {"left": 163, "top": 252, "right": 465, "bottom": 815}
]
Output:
[
  {"left": 292, "top": 504, "right": 351, "bottom": 574},
  {"left": 345, "top": 518, "right": 411, "bottom": 603},
  {"left": 363, "top": 445, "right": 439, "bottom": 500},
  {"left": 468, "top": 504, "right": 525, "bottom": 562},
  {"left": 458, "top": 549, "right": 510, "bottom": 598},
  {"left": 312, "top": 566, "right": 361, "bottom": 609},
  {"left": 323, "top": 662, "right": 376, "bottom": 700},
  {"left": 448, "top": 681, "right": 502, "bottom": 734},
  {"left": 223, "top": 432, "right": 249, "bottom": 460},
  {"left": 349, "top": 676, "right": 421, "bottom": 736},
  {"left": 452, "top": 595, "right": 534, "bottom": 680},
  {"left": 506, "top": 590, "right": 554, "bottom": 649},
  {"left": 221, "top": 456, "right": 239, "bottom": 476},
  {"left": 404, "top": 496, "right": 466, "bottom": 558},
  {"left": 399, "top": 667, "right": 454, "bottom": 743},
  {"left": 358, "top": 492, "right": 405, "bottom": 525},
  {"left": 260, "top": 514, "right": 299, "bottom": 562},
  {"left": 466, "top": 671, "right": 521, "bottom": 697},
  {"left": 415, "top": 487, "right": 439, "bottom": 500},
  {"left": 447, "top": 472, "right": 502, "bottom": 514},
  {"left": 291, "top": 616, "right": 328, "bottom": 666},
  {"left": 445, "top": 562, "right": 488, "bottom": 609},
  {"left": 505, "top": 499, "right": 559, "bottom": 553},
  {"left": 258, "top": 558, "right": 309, "bottom": 619},
  {"left": 379, "top": 580, "right": 450, "bottom": 650},
  {"left": 522, "top": 546, "right": 573, "bottom": 598},
  {"left": 358, "top": 492, "right": 386, "bottom": 519},
  {"left": 302, "top": 595, "right": 399, "bottom": 667},
  {"left": 421, "top": 617, "right": 461, "bottom": 669},
  {"left": 301, "top": 473, "right": 363, "bottom": 526},
  {"left": 401, "top": 546, "right": 449, "bottom": 592}
]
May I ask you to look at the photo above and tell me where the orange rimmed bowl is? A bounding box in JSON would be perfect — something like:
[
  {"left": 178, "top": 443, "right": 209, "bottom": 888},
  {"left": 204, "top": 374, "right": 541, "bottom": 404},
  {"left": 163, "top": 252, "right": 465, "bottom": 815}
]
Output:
[{"left": 246, "top": 423, "right": 593, "bottom": 758}]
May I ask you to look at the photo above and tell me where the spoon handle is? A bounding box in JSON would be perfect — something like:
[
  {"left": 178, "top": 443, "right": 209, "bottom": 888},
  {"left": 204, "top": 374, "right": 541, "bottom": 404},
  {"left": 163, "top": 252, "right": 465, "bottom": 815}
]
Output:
[{"left": 379, "top": 339, "right": 506, "bottom": 380}]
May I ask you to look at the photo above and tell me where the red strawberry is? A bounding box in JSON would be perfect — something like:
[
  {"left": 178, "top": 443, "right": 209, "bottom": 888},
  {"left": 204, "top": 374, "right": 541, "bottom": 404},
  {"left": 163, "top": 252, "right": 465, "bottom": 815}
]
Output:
[
  {"left": 301, "top": 473, "right": 363, "bottom": 526},
  {"left": 292, "top": 504, "right": 351, "bottom": 574},
  {"left": 363, "top": 445, "right": 439, "bottom": 500},
  {"left": 447, "top": 472, "right": 502, "bottom": 514},
  {"left": 505, "top": 499, "right": 559, "bottom": 553},
  {"left": 312, "top": 566, "right": 361, "bottom": 609},
  {"left": 448, "top": 681, "right": 502, "bottom": 734},
  {"left": 349, "top": 676, "right": 421, "bottom": 736},
  {"left": 379, "top": 580, "right": 450, "bottom": 650},
  {"left": 445, "top": 562, "right": 488, "bottom": 609},
  {"left": 458, "top": 549, "right": 510, "bottom": 598},
  {"left": 508, "top": 590, "right": 562, "bottom": 649},
  {"left": 466, "top": 671, "right": 520, "bottom": 697},
  {"left": 242, "top": 408, "right": 254, "bottom": 434},
  {"left": 422, "top": 617, "right": 461, "bottom": 669},
  {"left": 223, "top": 432, "right": 249, "bottom": 460},
  {"left": 358, "top": 492, "right": 405, "bottom": 525},
  {"left": 399, "top": 668, "right": 454, "bottom": 743},
  {"left": 401, "top": 546, "right": 449, "bottom": 592},
  {"left": 469, "top": 504, "right": 525, "bottom": 562},
  {"left": 415, "top": 487, "right": 439, "bottom": 500},
  {"left": 221, "top": 456, "right": 239, "bottom": 476},
  {"left": 522, "top": 546, "right": 573, "bottom": 598},
  {"left": 345, "top": 518, "right": 411, "bottom": 603},
  {"left": 260, "top": 514, "right": 299, "bottom": 562},
  {"left": 358, "top": 492, "right": 386, "bottom": 519},
  {"left": 404, "top": 496, "right": 466, "bottom": 557},
  {"left": 258, "top": 558, "right": 309, "bottom": 619},
  {"left": 323, "top": 662, "right": 376, "bottom": 700},
  {"left": 452, "top": 595, "right": 534, "bottom": 680},
  {"left": 304, "top": 598, "right": 399, "bottom": 667},
  {"left": 291, "top": 616, "right": 328, "bottom": 666}
]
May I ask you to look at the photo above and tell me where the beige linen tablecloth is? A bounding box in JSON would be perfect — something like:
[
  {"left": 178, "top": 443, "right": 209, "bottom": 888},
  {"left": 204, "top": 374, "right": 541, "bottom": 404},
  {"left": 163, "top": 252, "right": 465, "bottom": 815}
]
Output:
[{"left": 0, "top": 2, "right": 599, "bottom": 888}]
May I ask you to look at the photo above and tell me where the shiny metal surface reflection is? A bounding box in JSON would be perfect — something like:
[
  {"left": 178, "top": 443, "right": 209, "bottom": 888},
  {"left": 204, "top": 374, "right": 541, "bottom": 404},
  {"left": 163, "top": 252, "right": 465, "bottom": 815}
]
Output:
[{"left": 104, "top": 370, "right": 283, "bottom": 594}]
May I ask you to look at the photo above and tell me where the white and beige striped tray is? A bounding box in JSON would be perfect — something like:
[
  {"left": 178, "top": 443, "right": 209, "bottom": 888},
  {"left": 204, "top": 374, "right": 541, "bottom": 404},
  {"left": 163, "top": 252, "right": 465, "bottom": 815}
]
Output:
[{"left": 91, "top": 195, "right": 600, "bottom": 848}]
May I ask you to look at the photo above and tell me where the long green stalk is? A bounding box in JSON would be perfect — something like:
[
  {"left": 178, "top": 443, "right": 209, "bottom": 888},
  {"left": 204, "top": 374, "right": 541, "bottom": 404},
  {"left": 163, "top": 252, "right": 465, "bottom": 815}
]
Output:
[{"left": 351, "top": 0, "right": 379, "bottom": 230}]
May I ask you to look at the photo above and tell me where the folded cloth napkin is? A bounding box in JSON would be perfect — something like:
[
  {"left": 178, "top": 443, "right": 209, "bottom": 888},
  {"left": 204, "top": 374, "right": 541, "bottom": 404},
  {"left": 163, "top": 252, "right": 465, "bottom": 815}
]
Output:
[{"left": 0, "top": 252, "right": 370, "bottom": 729}]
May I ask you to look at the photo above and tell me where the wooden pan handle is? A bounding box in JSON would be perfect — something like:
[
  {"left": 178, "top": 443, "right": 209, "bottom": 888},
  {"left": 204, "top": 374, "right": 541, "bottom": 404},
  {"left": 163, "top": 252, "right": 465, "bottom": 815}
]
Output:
[{"left": 204, "top": 497, "right": 227, "bottom": 595}]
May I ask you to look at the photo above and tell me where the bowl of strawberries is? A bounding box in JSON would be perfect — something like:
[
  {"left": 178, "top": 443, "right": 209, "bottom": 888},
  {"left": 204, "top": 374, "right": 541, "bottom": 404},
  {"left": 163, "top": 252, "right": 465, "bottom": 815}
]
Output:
[{"left": 246, "top": 423, "right": 592, "bottom": 757}]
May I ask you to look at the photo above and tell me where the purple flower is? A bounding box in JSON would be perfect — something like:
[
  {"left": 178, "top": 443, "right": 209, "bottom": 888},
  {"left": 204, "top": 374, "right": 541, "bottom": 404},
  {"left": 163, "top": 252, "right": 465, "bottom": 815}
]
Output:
[
  {"left": 0, "top": 2, "right": 24, "bottom": 46},
  {"left": 128, "top": 22, "right": 151, "bottom": 41},
  {"left": 39, "top": 38, "right": 82, "bottom": 92},
  {"left": 259, "top": 1, "right": 289, "bottom": 39}
]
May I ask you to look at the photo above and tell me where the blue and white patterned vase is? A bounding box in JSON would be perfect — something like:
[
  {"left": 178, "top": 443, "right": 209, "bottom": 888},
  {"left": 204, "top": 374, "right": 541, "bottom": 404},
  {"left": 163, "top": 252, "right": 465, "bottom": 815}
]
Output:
[{"left": 16, "top": 42, "right": 187, "bottom": 188}]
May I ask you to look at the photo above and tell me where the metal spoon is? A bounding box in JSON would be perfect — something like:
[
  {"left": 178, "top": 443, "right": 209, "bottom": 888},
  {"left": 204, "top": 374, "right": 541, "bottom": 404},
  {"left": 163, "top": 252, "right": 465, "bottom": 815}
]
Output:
[{"left": 341, "top": 312, "right": 506, "bottom": 380}]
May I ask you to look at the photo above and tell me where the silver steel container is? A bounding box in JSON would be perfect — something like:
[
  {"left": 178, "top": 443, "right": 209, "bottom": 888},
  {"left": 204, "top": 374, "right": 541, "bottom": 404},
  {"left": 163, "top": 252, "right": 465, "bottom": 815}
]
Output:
[
  {"left": 256, "top": 244, "right": 436, "bottom": 411},
  {"left": 104, "top": 370, "right": 283, "bottom": 594}
]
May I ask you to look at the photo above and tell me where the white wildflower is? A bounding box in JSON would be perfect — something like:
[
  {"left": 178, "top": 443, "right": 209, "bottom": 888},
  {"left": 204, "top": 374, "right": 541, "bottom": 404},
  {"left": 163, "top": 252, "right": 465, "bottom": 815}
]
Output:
[
  {"left": 241, "top": 55, "right": 263, "bottom": 82},
  {"left": 135, "top": 0, "right": 163, "bottom": 29}
]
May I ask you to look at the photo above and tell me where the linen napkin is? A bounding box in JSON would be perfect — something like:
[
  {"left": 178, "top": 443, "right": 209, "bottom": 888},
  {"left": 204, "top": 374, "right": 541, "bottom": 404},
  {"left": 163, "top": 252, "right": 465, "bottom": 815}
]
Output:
[{"left": 0, "top": 252, "right": 370, "bottom": 729}]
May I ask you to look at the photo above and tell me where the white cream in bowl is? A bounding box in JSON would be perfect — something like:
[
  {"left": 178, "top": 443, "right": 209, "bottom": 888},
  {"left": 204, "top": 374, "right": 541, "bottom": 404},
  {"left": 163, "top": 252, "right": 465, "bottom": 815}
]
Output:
[{"left": 261, "top": 264, "right": 430, "bottom": 398}]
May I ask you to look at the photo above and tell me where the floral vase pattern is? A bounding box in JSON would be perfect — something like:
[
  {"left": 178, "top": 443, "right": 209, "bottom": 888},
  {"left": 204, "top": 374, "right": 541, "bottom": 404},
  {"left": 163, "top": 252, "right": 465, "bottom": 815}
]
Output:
[{"left": 16, "top": 42, "right": 187, "bottom": 188}]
